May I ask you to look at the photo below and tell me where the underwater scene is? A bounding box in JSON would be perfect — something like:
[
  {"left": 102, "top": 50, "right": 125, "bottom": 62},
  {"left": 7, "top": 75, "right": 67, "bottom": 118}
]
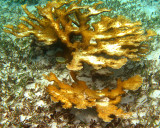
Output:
[{"left": 0, "top": 0, "right": 160, "bottom": 127}]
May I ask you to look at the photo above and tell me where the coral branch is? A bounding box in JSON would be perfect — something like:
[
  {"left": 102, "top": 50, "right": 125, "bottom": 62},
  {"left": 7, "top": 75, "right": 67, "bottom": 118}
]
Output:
[
  {"left": 44, "top": 72, "right": 143, "bottom": 122},
  {"left": 4, "top": 0, "right": 156, "bottom": 70}
]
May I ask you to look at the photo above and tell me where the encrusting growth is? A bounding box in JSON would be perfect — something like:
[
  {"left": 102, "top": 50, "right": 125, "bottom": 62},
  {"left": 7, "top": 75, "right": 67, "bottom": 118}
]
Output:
[
  {"left": 44, "top": 72, "right": 143, "bottom": 122},
  {"left": 4, "top": 0, "right": 156, "bottom": 70}
]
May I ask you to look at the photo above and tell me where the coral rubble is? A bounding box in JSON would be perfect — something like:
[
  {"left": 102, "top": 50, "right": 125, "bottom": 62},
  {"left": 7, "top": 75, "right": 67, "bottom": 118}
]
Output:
[
  {"left": 4, "top": 0, "right": 156, "bottom": 71},
  {"left": 44, "top": 72, "right": 143, "bottom": 122}
]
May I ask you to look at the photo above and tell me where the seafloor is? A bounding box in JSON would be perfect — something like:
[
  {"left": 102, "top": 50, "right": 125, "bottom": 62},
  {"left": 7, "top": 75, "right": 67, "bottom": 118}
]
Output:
[{"left": 0, "top": 0, "right": 160, "bottom": 127}]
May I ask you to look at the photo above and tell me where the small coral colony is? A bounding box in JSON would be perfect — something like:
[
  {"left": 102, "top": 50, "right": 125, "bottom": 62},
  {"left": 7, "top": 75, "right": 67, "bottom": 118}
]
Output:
[{"left": 4, "top": 0, "right": 156, "bottom": 122}]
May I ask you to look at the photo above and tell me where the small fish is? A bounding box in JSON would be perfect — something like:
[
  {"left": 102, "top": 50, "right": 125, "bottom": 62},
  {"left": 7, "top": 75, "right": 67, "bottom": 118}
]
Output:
[{"left": 56, "top": 57, "right": 66, "bottom": 63}]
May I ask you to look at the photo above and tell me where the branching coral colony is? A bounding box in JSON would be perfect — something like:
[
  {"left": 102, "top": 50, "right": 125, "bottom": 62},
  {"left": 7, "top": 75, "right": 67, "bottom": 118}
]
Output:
[
  {"left": 4, "top": 0, "right": 156, "bottom": 122},
  {"left": 44, "top": 72, "right": 143, "bottom": 122},
  {"left": 4, "top": 0, "right": 156, "bottom": 71}
]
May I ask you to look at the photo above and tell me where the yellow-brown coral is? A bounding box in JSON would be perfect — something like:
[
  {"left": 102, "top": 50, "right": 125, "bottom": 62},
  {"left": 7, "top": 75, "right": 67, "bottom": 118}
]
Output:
[
  {"left": 4, "top": 0, "right": 156, "bottom": 71},
  {"left": 44, "top": 72, "right": 143, "bottom": 122}
]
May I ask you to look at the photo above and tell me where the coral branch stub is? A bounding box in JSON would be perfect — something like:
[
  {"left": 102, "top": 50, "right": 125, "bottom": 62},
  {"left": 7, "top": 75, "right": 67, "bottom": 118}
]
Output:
[
  {"left": 4, "top": 0, "right": 156, "bottom": 70},
  {"left": 44, "top": 72, "right": 143, "bottom": 122}
]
